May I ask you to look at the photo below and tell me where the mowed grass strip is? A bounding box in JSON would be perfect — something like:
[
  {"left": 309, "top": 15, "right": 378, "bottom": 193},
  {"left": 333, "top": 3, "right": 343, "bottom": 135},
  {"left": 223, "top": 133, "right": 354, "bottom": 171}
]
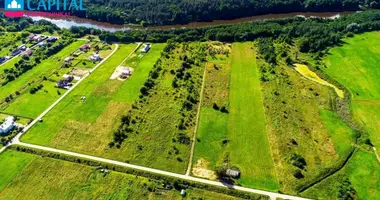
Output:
[
  {"left": 0, "top": 150, "right": 35, "bottom": 191},
  {"left": 228, "top": 43, "right": 278, "bottom": 190},
  {"left": 0, "top": 150, "right": 240, "bottom": 200},
  {"left": 0, "top": 40, "right": 85, "bottom": 102},
  {"left": 21, "top": 44, "right": 138, "bottom": 146}
]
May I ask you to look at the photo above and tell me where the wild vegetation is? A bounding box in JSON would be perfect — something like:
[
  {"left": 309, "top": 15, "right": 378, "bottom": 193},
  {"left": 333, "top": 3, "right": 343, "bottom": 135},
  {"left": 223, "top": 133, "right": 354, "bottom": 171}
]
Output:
[{"left": 0, "top": 149, "right": 262, "bottom": 200}]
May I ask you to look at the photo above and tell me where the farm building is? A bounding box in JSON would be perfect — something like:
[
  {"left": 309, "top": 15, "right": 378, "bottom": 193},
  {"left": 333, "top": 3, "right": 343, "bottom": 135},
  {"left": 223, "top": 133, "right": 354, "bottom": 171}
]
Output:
[
  {"left": 80, "top": 44, "right": 91, "bottom": 51},
  {"left": 0, "top": 116, "right": 15, "bottom": 134},
  {"left": 140, "top": 44, "right": 151, "bottom": 53},
  {"left": 226, "top": 169, "right": 240, "bottom": 178},
  {"left": 89, "top": 53, "right": 102, "bottom": 61}
]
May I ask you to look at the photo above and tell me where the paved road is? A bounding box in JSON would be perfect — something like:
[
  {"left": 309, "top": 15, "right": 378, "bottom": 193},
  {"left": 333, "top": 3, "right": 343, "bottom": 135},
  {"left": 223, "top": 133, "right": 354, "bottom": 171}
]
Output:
[
  {"left": 15, "top": 141, "right": 309, "bottom": 200},
  {"left": 0, "top": 42, "right": 310, "bottom": 200}
]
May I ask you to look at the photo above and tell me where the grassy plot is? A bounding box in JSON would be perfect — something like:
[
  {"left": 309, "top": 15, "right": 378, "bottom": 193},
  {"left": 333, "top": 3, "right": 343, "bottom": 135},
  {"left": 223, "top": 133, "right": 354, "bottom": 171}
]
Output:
[
  {"left": 22, "top": 44, "right": 194, "bottom": 173},
  {"left": 257, "top": 40, "right": 350, "bottom": 193},
  {"left": 21, "top": 44, "right": 138, "bottom": 146},
  {"left": 228, "top": 43, "right": 278, "bottom": 189},
  {"left": 319, "top": 110, "right": 356, "bottom": 157},
  {"left": 192, "top": 42, "right": 231, "bottom": 179},
  {"left": 2, "top": 43, "right": 115, "bottom": 118},
  {"left": 0, "top": 150, "right": 240, "bottom": 200},
  {"left": 302, "top": 150, "right": 380, "bottom": 200},
  {"left": 322, "top": 32, "right": 380, "bottom": 152},
  {"left": 0, "top": 40, "right": 85, "bottom": 110},
  {"left": 113, "top": 43, "right": 167, "bottom": 102},
  {"left": 107, "top": 42, "right": 205, "bottom": 173},
  {"left": 0, "top": 150, "right": 34, "bottom": 191}
]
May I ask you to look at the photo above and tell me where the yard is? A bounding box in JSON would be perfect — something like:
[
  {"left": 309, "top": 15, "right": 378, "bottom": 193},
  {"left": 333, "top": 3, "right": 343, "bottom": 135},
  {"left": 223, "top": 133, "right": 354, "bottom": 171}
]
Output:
[{"left": 0, "top": 40, "right": 86, "bottom": 118}]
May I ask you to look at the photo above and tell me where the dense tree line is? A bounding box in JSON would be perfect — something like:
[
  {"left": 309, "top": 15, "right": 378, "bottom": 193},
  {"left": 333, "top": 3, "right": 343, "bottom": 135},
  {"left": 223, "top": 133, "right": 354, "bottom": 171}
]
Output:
[
  {"left": 73, "top": 0, "right": 380, "bottom": 25},
  {"left": 64, "top": 10, "right": 380, "bottom": 54},
  {"left": 0, "top": 0, "right": 379, "bottom": 25}
]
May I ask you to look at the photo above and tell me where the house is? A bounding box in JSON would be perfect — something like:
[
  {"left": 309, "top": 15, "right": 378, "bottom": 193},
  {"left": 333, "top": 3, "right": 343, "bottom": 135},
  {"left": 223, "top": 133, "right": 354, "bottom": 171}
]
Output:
[
  {"left": 89, "top": 53, "right": 102, "bottom": 61},
  {"left": 47, "top": 37, "right": 58, "bottom": 42},
  {"left": 28, "top": 33, "right": 35, "bottom": 41},
  {"left": 22, "top": 49, "right": 33, "bottom": 57},
  {"left": 226, "top": 169, "right": 240, "bottom": 178},
  {"left": 56, "top": 80, "right": 73, "bottom": 89},
  {"left": 79, "top": 44, "right": 91, "bottom": 51},
  {"left": 32, "top": 35, "right": 42, "bottom": 42},
  {"left": 18, "top": 44, "right": 27, "bottom": 51},
  {"left": 64, "top": 57, "right": 73, "bottom": 63},
  {"left": 37, "top": 41, "right": 46, "bottom": 47},
  {"left": 11, "top": 49, "right": 21, "bottom": 56},
  {"left": 140, "top": 44, "right": 151, "bottom": 53},
  {"left": 120, "top": 68, "right": 131, "bottom": 79},
  {"left": 56, "top": 76, "right": 74, "bottom": 89},
  {"left": 0, "top": 116, "right": 15, "bottom": 134},
  {"left": 0, "top": 57, "right": 6, "bottom": 63}
]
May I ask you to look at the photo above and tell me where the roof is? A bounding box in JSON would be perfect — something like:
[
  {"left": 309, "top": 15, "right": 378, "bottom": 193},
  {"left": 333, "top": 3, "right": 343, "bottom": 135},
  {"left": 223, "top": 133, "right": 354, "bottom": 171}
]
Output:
[
  {"left": 226, "top": 169, "right": 240, "bottom": 177},
  {"left": 0, "top": 116, "right": 15, "bottom": 132}
]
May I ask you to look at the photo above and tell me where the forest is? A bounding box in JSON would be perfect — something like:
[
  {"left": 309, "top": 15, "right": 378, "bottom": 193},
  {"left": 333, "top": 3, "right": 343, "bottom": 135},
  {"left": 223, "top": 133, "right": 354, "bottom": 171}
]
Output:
[{"left": 0, "top": 0, "right": 380, "bottom": 25}]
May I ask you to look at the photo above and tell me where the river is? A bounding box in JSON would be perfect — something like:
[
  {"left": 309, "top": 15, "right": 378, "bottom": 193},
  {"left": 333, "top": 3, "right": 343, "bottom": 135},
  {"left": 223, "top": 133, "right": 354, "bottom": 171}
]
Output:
[{"left": 26, "top": 11, "right": 355, "bottom": 32}]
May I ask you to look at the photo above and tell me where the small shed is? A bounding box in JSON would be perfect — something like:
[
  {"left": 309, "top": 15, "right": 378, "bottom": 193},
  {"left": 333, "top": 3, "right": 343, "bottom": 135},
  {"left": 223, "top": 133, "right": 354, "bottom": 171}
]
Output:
[
  {"left": 180, "top": 189, "right": 186, "bottom": 197},
  {"left": 226, "top": 169, "right": 240, "bottom": 178}
]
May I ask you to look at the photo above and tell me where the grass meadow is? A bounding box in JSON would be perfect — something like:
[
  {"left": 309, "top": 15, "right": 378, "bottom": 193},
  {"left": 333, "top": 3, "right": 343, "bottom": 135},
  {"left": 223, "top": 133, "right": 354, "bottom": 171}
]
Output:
[
  {"left": 300, "top": 31, "right": 380, "bottom": 199},
  {"left": 193, "top": 42, "right": 279, "bottom": 191},
  {"left": 322, "top": 32, "right": 380, "bottom": 153},
  {"left": 0, "top": 150, "right": 240, "bottom": 200}
]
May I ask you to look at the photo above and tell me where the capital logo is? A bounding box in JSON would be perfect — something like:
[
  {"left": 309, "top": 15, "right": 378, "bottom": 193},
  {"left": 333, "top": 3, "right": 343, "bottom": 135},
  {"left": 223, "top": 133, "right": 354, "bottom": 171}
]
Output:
[{"left": 5, "top": 0, "right": 24, "bottom": 11}]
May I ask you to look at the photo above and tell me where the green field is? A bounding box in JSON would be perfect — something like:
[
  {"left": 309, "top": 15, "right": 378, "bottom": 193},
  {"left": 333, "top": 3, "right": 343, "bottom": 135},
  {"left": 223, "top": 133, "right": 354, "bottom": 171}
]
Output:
[
  {"left": 322, "top": 32, "right": 380, "bottom": 152},
  {"left": 2, "top": 42, "right": 115, "bottom": 118},
  {"left": 228, "top": 43, "right": 278, "bottom": 189},
  {"left": 299, "top": 31, "right": 380, "bottom": 199},
  {"left": 21, "top": 44, "right": 186, "bottom": 172},
  {"left": 0, "top": 40, "right": 86, "bottom": 115},
  {"left": 193, "top": 42, "right": 278, "bottom": 190},
  {"left": 302, "top": 149, "right": 380, "bottom": 199},
  {"left": 0, "top": 150, "right": 241, "bottom": 200}
]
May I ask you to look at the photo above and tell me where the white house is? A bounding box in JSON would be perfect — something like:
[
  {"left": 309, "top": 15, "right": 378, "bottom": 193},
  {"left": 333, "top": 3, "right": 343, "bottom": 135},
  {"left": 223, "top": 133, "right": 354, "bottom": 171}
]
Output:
[
  {"left": 140, "top": 44, "right": 151, "bottom": 53},
  {"left": 0, "top": 116, "right": 15, "bottom": 134},
  {"left": 89, "top": 53, "right": 102, "bottom": 61}
]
